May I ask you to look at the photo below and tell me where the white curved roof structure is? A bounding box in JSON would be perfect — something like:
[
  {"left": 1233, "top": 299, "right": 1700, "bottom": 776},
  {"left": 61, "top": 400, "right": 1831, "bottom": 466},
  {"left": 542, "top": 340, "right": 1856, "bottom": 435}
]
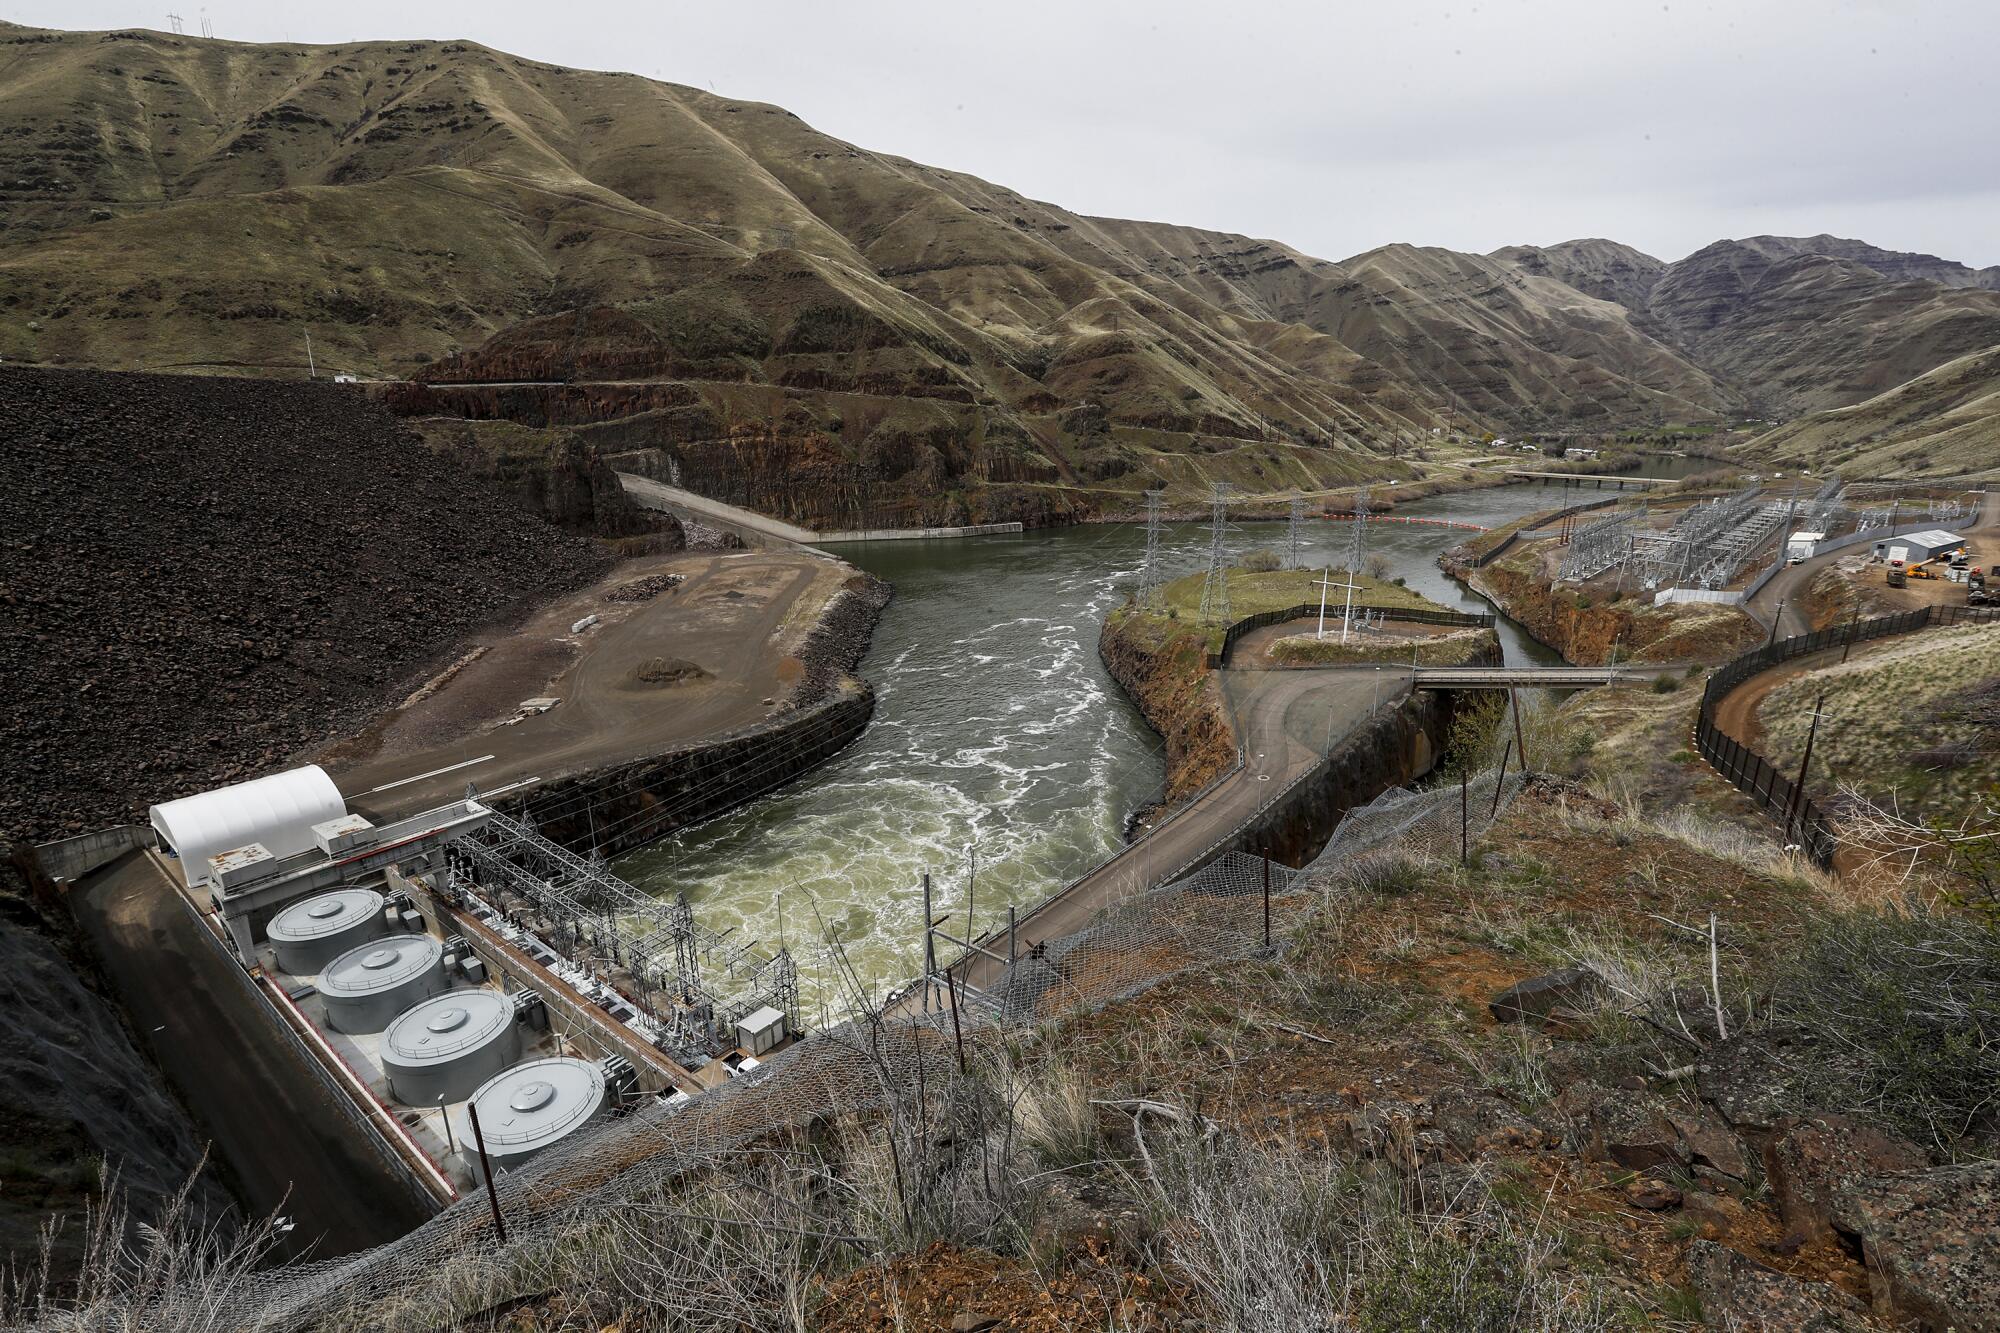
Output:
[{"left": 149, "top": 765, "right": 346, "bottom": 888}]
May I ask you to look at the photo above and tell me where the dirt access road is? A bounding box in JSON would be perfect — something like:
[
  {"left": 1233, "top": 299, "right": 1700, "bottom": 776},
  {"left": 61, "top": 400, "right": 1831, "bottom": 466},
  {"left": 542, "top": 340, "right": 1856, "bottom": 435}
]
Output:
[{"left": 326, "top": 549, "right": 853, "bottom": 820}]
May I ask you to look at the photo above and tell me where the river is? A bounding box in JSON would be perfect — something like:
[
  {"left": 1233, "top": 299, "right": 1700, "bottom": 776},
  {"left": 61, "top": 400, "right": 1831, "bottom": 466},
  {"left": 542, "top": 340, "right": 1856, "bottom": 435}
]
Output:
[{"left": 617, "top": 459, "right": 1702, "bottom": 1011}]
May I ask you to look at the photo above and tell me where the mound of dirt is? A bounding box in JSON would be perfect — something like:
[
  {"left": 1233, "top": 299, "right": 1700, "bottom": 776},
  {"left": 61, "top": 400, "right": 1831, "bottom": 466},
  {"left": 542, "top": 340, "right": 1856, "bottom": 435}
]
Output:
[
  {"left": 1, "top": 367, "right": 610, "bottom": 841},
  {"left": 632, "top": 656, "right": 710, "bottom": 687}
]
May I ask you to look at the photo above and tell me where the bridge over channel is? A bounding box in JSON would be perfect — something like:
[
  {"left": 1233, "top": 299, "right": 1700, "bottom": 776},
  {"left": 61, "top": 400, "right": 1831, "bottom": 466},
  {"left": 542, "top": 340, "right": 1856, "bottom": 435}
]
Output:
[{"left": 1410, "top": 665, "right": 1652, "bottom": 689}]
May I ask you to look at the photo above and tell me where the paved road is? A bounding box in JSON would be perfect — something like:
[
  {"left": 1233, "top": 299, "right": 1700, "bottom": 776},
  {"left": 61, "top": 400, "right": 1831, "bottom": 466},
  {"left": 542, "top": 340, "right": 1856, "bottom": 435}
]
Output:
[
  {"left": 72, "top": 852, "right": 431, "bottom": 1260},
  {"left": 620, "top": 474, "right": 823, "bottom": 548},
  {"left": 912, "top": 666, "right": 1396, "bottom": 1012},
  {"left": 331, "top": 550, "right": 843, "bottom": 820}
]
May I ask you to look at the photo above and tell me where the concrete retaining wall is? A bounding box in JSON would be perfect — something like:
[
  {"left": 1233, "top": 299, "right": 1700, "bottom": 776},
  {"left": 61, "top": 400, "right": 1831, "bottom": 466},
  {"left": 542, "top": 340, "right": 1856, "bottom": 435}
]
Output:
[
  {"left": 32, "top": 824, "right": 147, "bottom": 883},
  {"left": 516, "top": 688, "right": 876, "bottom": 858}
]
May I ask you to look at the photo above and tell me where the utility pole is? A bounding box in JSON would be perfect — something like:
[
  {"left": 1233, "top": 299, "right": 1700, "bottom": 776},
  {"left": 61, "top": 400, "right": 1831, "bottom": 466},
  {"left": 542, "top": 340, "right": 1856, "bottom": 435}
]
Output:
[
  {"left": 1783, "top": 693, "right": 1828, "bottom": 846},
  {"left": 920, "top": 872, "right": 934, "bottom": 1014},
  {"left": 1313, "top": 568, "right": 1359, "bottom": 640},
  {"left": 467, "top": 1102, "right": 507, "bottom": 1244}
]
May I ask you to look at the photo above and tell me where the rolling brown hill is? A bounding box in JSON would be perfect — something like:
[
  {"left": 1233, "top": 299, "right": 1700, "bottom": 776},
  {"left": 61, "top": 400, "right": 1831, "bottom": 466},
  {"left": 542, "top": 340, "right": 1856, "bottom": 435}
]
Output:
[
  {"left": 5, "top": 21, "right": 1998, "bottom": 513},
  {"left": 1743, "top": 343, "right": 2000, "bottom": 478},
  {"left": 0, "top": 21, "right": 1766, "bottom": 527}
]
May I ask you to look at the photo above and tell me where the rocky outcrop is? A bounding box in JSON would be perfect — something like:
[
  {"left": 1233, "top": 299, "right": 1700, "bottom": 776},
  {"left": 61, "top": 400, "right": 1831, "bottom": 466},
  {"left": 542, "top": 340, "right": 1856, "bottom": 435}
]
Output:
[
  {"left": 0, "top": 366, "right": 609, "bottom": 842},
  {"left": 410, "top": 418, "right": 680, "bottom": 541},
  {"left": 1096, "top": 613, "right": 1236, "bottom": 821},
  {"left": 1457, "top": 558, "right": 1764, "bottom": 665},
  {"left": 1839, "top": 1161, "right": 2000, "bottom": 1332},
  {"left": 1686, "top": 1240, "right": 1875, "bottom": 1332}
]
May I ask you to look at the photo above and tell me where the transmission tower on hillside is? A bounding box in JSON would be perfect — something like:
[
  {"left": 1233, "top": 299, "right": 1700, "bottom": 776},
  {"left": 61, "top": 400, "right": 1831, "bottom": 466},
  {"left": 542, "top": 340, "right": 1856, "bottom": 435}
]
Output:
[
  {"left": 1287, "top": 496, "right": 1307, "bottom": 569},
  {"left": 1198, "top": 483, "right": 1234, "bottom": 626},
  {"left": 1140, "top": 489, "right": 1167, "bottom": 610}
]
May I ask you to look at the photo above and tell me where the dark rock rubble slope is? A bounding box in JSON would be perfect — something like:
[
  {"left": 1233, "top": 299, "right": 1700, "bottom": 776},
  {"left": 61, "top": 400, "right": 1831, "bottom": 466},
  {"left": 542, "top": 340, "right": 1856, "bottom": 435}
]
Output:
[{"left": 0, "top": 366, "right": 610, "bottom": 842}]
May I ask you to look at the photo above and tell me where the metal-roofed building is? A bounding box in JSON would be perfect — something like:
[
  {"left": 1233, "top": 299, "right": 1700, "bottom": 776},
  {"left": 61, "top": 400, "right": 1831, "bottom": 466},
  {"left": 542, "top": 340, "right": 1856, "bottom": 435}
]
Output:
[
  {"left": 1874, "top": 530, "right": 1965, "bottom": 564},
  {"left": 148, "top": 765, "right": 347, "bottom": 889}
]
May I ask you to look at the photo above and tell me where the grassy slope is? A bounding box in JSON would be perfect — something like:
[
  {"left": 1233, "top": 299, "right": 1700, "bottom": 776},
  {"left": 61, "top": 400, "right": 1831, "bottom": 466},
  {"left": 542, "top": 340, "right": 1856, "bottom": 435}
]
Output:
[
  {"left": 1741, "top": 344, "right": 2000, "bottom": 478},
  {"left": 1757, "top": 622, "right": 2000, "bottom": 810}
]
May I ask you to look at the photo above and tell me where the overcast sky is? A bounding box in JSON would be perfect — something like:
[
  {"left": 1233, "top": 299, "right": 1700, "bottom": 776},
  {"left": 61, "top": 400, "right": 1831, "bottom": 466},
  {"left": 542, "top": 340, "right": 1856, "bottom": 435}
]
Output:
[{"left": 19, "top": 1, "right": 1999, "bottom": 266}]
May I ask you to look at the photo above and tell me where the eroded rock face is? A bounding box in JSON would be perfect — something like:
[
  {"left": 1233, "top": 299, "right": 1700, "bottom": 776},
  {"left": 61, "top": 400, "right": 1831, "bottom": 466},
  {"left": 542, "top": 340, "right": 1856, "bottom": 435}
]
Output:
[
  {"left": 1838, "top": 1160, "right": 2000, "bottom": 1332},
  {"left": 1763, "top": 1115, "right": 1929, "bottom": 1249},
  {"left": 1685, "top": 1240, "right": 1875, "bottom": 1333}
]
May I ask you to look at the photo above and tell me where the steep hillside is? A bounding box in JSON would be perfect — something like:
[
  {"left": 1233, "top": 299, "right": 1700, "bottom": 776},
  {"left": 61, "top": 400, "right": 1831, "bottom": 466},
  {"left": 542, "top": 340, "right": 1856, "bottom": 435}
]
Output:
[
  {"left": 1488, "top": 238, "right": 1666, "bottom": 313},
  {"left": 1742, "top": 344, "right": 2000, "bottom": 477},
  {"left": 0, "top": 19, "right": 1757, "bottom": 531},
  {"left": 1732, "top": 234, "right": 2000, "bottom": 291},
  {"left": 1644, "top": 240, "right": 2000, "bottom": 415}
]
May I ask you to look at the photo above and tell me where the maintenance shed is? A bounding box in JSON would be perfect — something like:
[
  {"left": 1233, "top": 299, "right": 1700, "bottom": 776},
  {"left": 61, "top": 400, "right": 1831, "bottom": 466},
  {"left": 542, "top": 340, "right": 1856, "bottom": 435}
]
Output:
[{"left": 1874, "top": 530, "right": 1965, "bottom": 564}]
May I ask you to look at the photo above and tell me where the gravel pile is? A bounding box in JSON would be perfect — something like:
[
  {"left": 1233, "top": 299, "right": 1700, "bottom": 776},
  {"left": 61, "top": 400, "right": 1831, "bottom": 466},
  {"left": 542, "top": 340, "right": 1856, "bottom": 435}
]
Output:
[
  {"left": 1, "top": 367, "right": 610, "bottom": 841},
  {"left": 605, "top": 573, "right": 685, "bottom": 603}
]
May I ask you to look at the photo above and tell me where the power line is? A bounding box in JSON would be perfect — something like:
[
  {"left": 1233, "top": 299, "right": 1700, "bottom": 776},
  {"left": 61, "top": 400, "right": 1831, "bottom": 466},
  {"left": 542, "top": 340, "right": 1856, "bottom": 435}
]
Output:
[{"left": 1139, "top": 489, "right": 1166, "bottom": 611}]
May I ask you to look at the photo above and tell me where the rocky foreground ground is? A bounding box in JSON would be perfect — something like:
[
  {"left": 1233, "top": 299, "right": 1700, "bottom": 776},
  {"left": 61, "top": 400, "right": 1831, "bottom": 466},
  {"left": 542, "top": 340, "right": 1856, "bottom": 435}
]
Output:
[{"left": 0, "top": 366, "right": 612, "bottom": 842}]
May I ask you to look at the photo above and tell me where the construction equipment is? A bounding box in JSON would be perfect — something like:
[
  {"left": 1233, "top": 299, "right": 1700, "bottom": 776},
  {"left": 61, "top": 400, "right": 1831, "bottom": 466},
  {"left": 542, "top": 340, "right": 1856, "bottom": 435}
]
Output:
[
  {"left": 1908, "top": 561, "right": 1940, "bottom": 581},
  {"left": 1886, "top": 560, "right": 1907, "bottom": 588}
]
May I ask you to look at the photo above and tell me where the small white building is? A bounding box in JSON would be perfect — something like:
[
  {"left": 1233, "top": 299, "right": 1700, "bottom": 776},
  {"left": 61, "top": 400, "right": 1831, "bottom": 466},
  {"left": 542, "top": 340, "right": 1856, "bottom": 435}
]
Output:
[{"left": 1786, "top": 530, "right": 1827, "bottom": 563}]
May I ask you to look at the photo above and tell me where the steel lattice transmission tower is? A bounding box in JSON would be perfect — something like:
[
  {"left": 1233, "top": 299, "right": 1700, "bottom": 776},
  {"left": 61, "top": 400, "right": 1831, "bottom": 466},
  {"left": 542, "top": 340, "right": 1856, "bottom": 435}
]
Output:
[
  {"left": 1140, "top": 489, "right": 1167, "bottom": 610},
  {"left": 1343, "top": 487, "right": 1372, "bottom": 636},
  {"left": 1198, "top": 483, "right": 1234, "bottom": 625},
  {"left": 1287, "top": 495, "right": 1307, "bottom": 569}
]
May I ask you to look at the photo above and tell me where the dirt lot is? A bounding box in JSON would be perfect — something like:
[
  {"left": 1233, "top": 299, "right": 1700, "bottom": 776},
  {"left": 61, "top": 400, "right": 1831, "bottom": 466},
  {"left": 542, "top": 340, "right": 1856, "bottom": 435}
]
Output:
[{"left": 325, "top": 549, "right": 856, "bottom": 819}]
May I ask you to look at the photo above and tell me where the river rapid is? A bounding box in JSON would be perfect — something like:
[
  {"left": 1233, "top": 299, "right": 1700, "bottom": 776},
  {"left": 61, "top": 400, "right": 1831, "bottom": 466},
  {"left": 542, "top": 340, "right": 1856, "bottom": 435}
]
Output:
[{"left": 618, "top": 461, "right": 1707, "bottom": 1012}]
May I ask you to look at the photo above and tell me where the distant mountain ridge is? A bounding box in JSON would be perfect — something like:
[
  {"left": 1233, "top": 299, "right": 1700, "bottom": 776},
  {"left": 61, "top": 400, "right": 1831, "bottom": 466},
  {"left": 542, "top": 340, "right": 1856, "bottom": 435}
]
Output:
[{"left": 2, "top": 20, "right": 1997, "bottom": 510}]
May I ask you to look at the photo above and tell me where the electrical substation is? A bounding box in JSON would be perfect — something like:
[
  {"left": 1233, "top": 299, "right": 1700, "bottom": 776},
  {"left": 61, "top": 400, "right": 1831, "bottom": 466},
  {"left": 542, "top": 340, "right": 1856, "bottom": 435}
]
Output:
[{"left": 138, "top": 763, "right": 801, "bottom": 1208}]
